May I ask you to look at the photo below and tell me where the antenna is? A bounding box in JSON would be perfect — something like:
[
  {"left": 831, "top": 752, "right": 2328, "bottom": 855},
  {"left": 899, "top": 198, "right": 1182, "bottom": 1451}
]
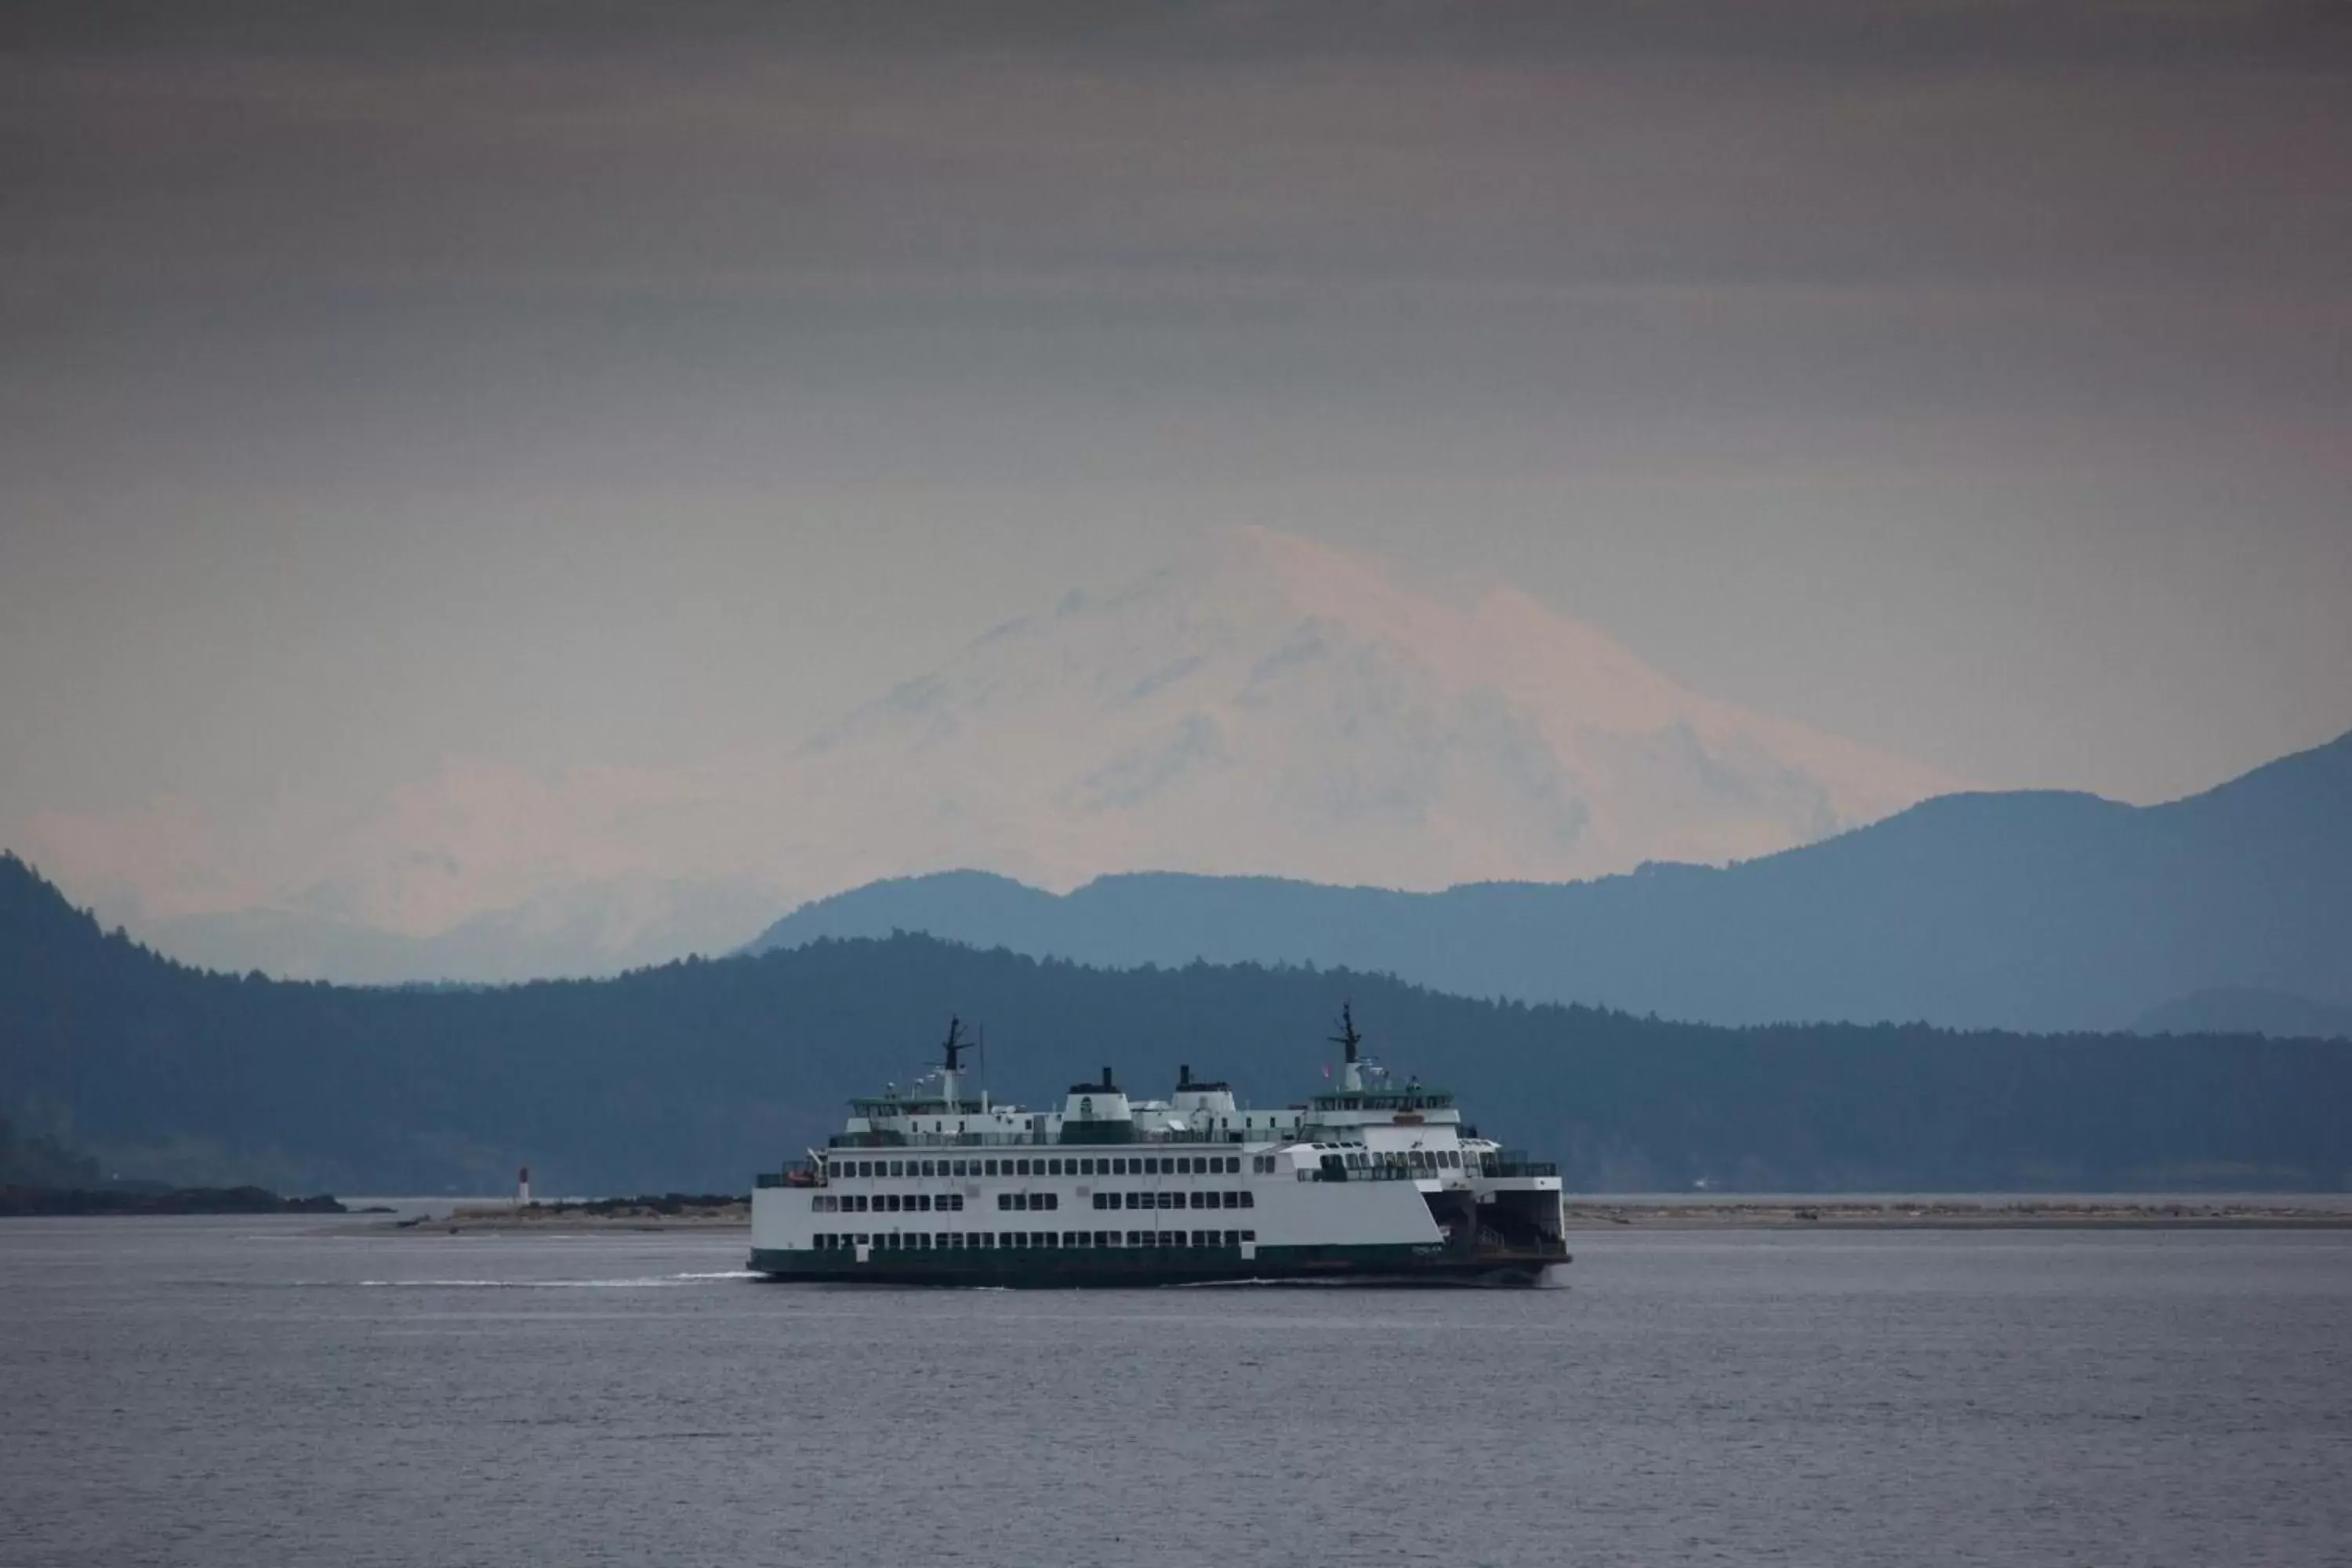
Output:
[{"left": 1327, "top": 1001, "right": 1363, "bottom": 1065}]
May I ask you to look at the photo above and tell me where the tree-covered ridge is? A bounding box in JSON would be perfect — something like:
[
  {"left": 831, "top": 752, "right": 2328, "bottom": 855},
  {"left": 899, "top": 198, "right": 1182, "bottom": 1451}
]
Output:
[
  {"left": 0, "top": 1111, "right": 100, "bottom": 1189},
  {"left": 2, "top": 851, "right": 2346, "bottom": 1194}
]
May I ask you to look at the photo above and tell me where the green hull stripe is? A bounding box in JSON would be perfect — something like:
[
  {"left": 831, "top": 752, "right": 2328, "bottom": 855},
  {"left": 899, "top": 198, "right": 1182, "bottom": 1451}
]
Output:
[{"left": 747, "top": 1243, "right": 1568, "bottom": 1288}]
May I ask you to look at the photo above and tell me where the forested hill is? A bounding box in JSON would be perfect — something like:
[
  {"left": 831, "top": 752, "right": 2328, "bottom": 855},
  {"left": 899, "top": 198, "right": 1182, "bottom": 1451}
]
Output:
[{"left": 3, "top": 853, "right": 2347, "bottom": 1194}]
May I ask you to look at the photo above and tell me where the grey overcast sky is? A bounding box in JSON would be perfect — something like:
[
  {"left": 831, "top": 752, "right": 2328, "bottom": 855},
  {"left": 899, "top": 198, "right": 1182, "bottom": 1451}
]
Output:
[{"left": 3, "top": 1, "right": 2348, "bottom": 845}]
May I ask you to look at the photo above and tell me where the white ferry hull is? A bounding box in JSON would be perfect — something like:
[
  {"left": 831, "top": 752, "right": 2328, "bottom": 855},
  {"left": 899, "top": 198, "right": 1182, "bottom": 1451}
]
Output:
[{"left": 747, "top": 1014, "right": 1571, "bottom": 1290}]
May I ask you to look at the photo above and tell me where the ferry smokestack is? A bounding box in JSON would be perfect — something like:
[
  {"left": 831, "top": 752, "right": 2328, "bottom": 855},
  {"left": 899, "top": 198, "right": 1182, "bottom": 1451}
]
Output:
[
  {"left": 517, "top": 1165, "right": 531, "bottom": 1207},
  {"left": 1102, "top": 1065, "right": 1114, "bottom": 1089},
  {"left": 1180, "top": 1063, "right": 1192, "bottom": 1088}
]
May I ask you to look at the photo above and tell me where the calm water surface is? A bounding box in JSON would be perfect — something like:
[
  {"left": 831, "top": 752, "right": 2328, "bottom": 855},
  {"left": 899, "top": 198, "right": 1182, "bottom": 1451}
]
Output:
[{"left": 4, "top": 1220, "right": 2347, "bottom": 1566}]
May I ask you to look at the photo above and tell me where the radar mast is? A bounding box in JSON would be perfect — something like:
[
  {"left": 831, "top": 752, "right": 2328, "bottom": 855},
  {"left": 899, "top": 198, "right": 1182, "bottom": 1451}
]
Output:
[{"left": 1329, "top": 1003, "right": 1366, "bottom": 1092}]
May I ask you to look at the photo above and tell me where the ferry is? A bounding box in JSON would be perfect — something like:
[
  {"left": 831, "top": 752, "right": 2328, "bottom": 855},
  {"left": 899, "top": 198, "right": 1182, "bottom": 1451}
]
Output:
[{"left": 749, "top": 1009, "right": 1570, "bottom": 1287}]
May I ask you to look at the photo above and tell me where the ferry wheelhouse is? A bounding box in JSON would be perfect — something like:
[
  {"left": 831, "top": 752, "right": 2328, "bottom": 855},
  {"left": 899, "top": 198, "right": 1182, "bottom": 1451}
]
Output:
[{"left": 750, "top": 1011, "right": 1570, "bottom": 1287}]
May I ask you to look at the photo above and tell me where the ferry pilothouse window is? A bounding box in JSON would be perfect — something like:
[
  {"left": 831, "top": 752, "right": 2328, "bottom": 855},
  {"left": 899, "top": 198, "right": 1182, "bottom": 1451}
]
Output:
[{"left": 984, "top": 1159, "right": 1000, "bottom": 1176}]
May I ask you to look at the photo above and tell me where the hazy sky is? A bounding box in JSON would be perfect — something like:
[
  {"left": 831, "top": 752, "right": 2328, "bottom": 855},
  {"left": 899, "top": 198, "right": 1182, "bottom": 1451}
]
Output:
[{"left": 5, "top": 2, "right": 2349, "bottom": 881}]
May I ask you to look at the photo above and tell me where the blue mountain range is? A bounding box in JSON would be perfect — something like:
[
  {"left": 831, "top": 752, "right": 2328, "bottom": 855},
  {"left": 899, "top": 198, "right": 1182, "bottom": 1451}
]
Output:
[{"left": 748, "top": 730, "right": 2352, "bottom": 1035}]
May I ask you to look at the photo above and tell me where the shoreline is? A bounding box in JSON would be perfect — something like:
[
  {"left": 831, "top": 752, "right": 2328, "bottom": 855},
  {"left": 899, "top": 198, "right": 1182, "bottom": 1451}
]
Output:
[
  {"left": 326, "top": 1197, "right": 2352, "bottom": 1236},
  {"left": 347, "top": 1200, "right": 753, "bottom": 1236},
  {"left": 1564, "top": 1200, "right": 2352, "bottom": 1230}
]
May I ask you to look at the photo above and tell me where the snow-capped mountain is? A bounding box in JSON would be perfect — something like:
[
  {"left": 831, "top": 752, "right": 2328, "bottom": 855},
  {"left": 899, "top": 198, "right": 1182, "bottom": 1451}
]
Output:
[
  {"left": 24, "top": 526, "right": 1955, "bottom": 980},
  {"left": 774, "top": 526, "right": 1952, "bottom": 895}
]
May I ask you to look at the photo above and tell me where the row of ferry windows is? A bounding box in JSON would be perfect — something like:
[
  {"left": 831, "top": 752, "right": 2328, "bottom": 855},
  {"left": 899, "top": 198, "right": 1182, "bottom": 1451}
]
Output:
[
  {"left": 1095, "top": 1190, "right": 1254, "bottom": 1210},
  {"left": 812, "top": 1193, "right": 969, "bottom": 1214},
  {"left": 833, "top": 1154, "right": 1245, "bottom": 1180},
  {"left": 820, "top": 1189, "right": 1251, "bottom": 1214},
  {"left": 1343, "top": 1149, "right": 1467, "bottom": 1171},
  {"left": 811, "top": 1230, "right": 1258, "bottom": 1251}
]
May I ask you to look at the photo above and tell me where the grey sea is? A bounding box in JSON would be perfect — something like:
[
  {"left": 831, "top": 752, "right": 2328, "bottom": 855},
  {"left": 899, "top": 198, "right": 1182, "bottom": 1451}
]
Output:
[{"left": 5, "top": 1219, "right": 2348, "bottom": 1567}]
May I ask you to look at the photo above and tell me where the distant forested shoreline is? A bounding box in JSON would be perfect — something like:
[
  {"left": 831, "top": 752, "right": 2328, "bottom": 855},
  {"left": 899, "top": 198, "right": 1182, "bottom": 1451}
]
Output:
[{"left": 3, "top": 854, "right": 2346, "bottom": 1194}]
